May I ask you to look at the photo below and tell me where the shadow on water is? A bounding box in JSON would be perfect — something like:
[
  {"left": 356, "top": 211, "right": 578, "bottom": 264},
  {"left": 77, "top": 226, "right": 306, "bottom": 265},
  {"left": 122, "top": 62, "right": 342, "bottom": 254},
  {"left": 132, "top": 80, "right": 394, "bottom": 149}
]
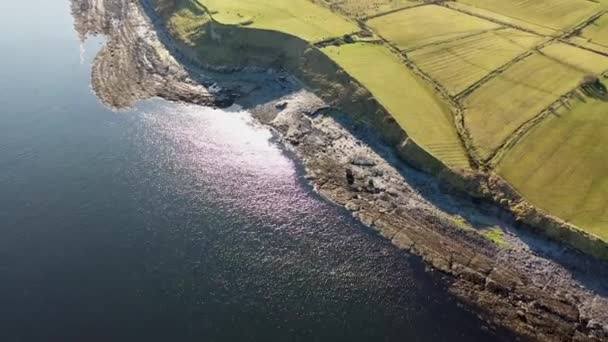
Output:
[{"left": 134, "top": 0, "right": 608, "bottom": 298}]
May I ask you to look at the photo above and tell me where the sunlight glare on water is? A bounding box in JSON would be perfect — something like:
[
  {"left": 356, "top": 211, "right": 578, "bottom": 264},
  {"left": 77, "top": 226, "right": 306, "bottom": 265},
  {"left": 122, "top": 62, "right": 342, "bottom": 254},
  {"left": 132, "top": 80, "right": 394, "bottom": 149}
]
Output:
[{"left": 135, "top": 101, "right": 305, "bottom": 223}]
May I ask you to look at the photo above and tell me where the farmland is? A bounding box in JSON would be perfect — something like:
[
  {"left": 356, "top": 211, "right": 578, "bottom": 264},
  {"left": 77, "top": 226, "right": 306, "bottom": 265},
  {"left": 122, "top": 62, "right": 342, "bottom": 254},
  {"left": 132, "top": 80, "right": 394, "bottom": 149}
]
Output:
[
  {"left": 409, "top": 28, "right": 543, "bottom": 95},
  {"left": 311, "top": 0, "right": 422, "bottom": 19},
  {"left": 463, "top": 44, "right": 608, "bottom": 159},
  {"left": 576, "top": 13, "right": 608, "bottom": 47},
  {"left": 498, "top": 95, "right": 608, "bottom": 241},
  {"left": 197, "top": 0, "right": 359, "bottom": 42},
  {"left": 367, "top": 5, "right": 500, "bottom": 50},
  {"left": 166, "top": 0, "right": 608, "bottom": 246},
  {"left": 321, "top": 43, "right": 470, "bottom": 168},
  {"left": 457, "top": 0, "right": 602, "bottom": 31}
]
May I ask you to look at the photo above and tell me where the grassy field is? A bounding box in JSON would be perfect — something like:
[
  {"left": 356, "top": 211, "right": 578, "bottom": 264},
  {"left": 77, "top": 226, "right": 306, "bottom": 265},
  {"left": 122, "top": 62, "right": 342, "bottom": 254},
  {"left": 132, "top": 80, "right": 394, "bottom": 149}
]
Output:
[
  {"left": 463, "top": 45, "right": 608, "bottom": 159},
  {"left": 577, "top": 14, "right": 608, "bottom": 47},
  {"left": 322, "top": 43, "right": 470, "bottom": 168},
  {"left": 456, "top": 0, "right": 602, "bottom": 31},
  {"left": 312, "top": 0, "right": 422, "bottom": 19},
  {"left": 197, "top": 0, "right": 359, "bottom": 42},
  {"left": 367, "top": 5, "right": 500, "bottom": 51},
  {"left": 409, "top": 28, "right": 543, "bottom": 95},
  {"left": 445, "top": 2, "right": 558, "bottom": 36},
  {"left": 569, "top": 37, "right": 608, "bottom": 56},
  {"left": 498, "top": 95, "right": 608, "bottom": 241},
  {"left": 541, "top": 42, "right": 608, "bottom": 74}
]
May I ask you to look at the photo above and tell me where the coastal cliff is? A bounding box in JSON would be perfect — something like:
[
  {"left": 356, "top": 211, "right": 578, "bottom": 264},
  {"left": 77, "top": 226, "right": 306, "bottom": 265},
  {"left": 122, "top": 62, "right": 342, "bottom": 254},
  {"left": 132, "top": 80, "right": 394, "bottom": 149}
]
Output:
[
  {"left": 71, "top": 0, "right": 608, "bottom": 341},
  {"left": 141, "top": 0, "right": 608, "bottom": 263}
]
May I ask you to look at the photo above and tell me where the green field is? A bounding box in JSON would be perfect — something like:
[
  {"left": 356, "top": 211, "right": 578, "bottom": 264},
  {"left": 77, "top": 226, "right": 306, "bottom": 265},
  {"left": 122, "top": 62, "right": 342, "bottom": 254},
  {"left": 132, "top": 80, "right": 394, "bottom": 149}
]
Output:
[
  {"left": 498, "top": 96, "right": 608, "bottom": 241},
  {"left": 409, "top": 28, "right": 543, "bottom": 95},
  {"left": 198, "top": 0, "right": 359, "bottom": 42},
  {"left": 322, "top": 43, "right": 470, "bottom": 168},
  {"left": 457, "top": 0, "right": 602, "bottom": 31},
  {"left": 312, "top": 0, "right": 422, "bottom": 19},
  {"left": 463, "top": 45, "right": 608, "bottom": 159},
  {"left": 367, "top": 5, "right": 500, "bottom": 51}
]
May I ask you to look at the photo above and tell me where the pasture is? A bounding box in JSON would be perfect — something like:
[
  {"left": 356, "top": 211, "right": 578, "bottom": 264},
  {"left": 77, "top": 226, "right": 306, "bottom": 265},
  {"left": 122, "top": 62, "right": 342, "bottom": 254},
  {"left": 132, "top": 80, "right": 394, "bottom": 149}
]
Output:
[
  {"left": 463, "top": 46, "right": 608, "bottom": 159},
  {"left": 541, "top": 42, "right": 608, "bottom": 74},
  {"left": 445, "top": 2, "right": 558, "bottom": 36},
  {"left": 409, "top": 28, "right": 543, "bottom": 95},
  {"left": 498, "top": 95, "right": 608, "bottom": 241},
  {"left": 322, "top": 43, "right": 470, "bottom": 168},
  {"left": 366, "top": 5, "right": 500, "bottom": 51},
  {"left": 197, "top": 0, "right": 359, "bottom": 42},
  {"left": 578, "top": 14, "right": 608, "bottom": 47},
  {"left": 313, "top": 0, "right": 422, "bottom": 19},
  {"left": 456, "top": 0, "right": 602, "bottom": 31}
]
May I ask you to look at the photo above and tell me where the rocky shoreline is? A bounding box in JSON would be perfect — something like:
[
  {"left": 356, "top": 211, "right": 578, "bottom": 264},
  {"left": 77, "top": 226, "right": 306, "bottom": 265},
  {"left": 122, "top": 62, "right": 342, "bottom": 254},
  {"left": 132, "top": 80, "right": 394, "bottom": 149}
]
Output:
[{"left": 70, "top": 0, "right": 608, "bottom": 341}]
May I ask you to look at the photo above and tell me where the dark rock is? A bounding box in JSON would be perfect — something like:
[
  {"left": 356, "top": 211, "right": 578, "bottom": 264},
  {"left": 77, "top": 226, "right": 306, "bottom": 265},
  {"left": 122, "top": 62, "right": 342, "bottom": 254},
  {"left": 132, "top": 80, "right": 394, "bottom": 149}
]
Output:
[
  {"left": 275, "top": 101, "right": 288, "bottom": 110},
  {"left": 345, "top": 168, "right": 355, "bottom": 185}
]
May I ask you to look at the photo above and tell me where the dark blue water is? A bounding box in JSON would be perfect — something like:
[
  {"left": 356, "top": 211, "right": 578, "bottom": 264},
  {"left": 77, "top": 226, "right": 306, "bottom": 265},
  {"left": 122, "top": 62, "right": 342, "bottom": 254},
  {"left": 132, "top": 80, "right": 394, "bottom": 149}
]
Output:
[{"left": 0, "top": 1, "right": 511, "bottom": 341}]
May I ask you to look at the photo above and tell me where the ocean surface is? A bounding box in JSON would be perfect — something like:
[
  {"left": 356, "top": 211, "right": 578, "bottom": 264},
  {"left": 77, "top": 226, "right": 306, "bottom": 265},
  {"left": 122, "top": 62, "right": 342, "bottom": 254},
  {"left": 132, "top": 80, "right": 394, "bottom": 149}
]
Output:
[{"left": 0, "top": 0, "right": 512, "bottom": 341}]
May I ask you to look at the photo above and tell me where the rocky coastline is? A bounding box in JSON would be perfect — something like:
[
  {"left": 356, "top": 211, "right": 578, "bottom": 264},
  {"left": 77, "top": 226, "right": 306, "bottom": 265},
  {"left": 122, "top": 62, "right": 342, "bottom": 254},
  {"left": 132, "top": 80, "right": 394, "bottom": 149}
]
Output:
[{"left": 70, "top": 0, "right": 608, "bottom": 341}]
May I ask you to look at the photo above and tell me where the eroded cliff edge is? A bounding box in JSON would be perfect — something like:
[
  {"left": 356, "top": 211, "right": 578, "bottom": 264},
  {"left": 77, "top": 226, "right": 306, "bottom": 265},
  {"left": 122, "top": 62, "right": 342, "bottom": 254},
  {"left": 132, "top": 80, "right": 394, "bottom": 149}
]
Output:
[
  {"left": 141, "top": 0, "right": 608, "bottom": 263},
  {"left": 71, "top": 0, "right": 608, "bottom": 341}
]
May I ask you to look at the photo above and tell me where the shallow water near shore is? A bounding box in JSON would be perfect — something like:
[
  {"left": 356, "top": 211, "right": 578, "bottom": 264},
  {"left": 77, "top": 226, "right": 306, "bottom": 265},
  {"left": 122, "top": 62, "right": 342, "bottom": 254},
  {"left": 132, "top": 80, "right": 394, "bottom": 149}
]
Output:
[{"left": 0, "top": 0, "right": 514, "bottom": 341}]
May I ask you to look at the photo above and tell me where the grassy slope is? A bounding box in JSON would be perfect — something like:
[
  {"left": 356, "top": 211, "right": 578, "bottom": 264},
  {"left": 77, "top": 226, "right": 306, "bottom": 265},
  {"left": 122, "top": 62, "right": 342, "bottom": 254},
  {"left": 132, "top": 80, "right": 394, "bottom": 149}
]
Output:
[
  {"left": 165, "top": 0, "right": 210, "bottom": 44},
  {"left": 498, "top": 95, "right": 608, "bottom": 241},
  {"left": 409, "top": 28, "right": 543, "bottom": 95},
  {"left": 197, "top": 0, "right": 359, "bottom": 42},
  {"left": 322, "top": 43, "right": 470, "bottom": 168},
  {"left": 464, "top": 45, "right": 608, "bottom": 159},
  {"left": 367, "top": 5, "right": 500, "bottom": 50},
  {"left": 456, "top": 0, "right": 601, "bottom": 31}
]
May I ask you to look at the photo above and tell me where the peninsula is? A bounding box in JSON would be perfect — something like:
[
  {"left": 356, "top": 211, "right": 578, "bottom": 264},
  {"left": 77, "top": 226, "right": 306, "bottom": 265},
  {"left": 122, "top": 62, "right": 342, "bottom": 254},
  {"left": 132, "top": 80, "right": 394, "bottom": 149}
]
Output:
[{"left": 70, "top": 0, "right": 608, "bottom": 340}]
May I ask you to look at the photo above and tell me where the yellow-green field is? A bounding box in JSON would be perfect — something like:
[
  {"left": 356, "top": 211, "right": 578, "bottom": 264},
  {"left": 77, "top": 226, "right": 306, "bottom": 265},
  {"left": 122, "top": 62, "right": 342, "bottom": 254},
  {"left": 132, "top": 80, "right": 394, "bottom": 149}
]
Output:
[
  {"left": 409, "top": 28, "right": 543, "bottom": 95},
  {"left": 197, "top": 0, "right": 359, "bottom": 42},
  {"left": 578, "top": 14, "right": 608, "bottom": 47},
  {"left": 445, "top": 2, "right": 558, "bottom": 36},
  {"left": 367, "top": 5, "right": 500, "bottom": 51},
  {"left": 313, "top": 0, "right": 422, "bottom": 19},
  {"left": 322, "top": 43, "right": 470, "bottom": 168},
  {"left": 498, "top": 96, "right": 608, "bottom": 241},
  {"left": 541, "top": 42, "right": 608, "bottom": 74},
  {"left": 569, "top": 36, "right": 608, "bottom": 56},
  {"left": 463, "top": 45, "right": 608, "bottom": 159},
  {"left": 457, "top": 0, "right": 602, "bottom": 31}
]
